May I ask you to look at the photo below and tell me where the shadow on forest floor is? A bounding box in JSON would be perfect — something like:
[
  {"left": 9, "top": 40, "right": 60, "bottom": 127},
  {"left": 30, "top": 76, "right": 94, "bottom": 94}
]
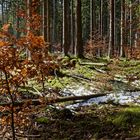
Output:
[{"left": 27, "top": 105, "right": 140, "bottom": 140}]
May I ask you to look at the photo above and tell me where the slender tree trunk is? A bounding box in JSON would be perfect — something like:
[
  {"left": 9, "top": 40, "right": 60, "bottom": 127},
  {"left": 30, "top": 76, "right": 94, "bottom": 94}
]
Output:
[
  {"left": 90, "top": 0, "right": 95, "bottom": 39},
  {"left": 129, "top": 0, "right": 132, "bottom": 56},
  {"left": 124, "top": 0, "right": 127, "bottom": 50},
  {"left": 52, "top": 0, "right": 56, "bottom": 44},
  {"left": 108, "top": 0, "right": 115, "bottom": 57},
  {"left": 2, "top": 0, "right": 4, "bottom": 25},
  {"left": 120, "top": 0, "right": 125, "bottom": 57},
  {"left": 46, "top": 0, "right": 51, "bottom": 46},
  {"left": 75, "top": 0, "right": 83, "bottom": 58},
  {"left": 102, "top": 0, "right": 109, "bottom": 42},
  {"left": 26, "top": 0, "right": 31, "bottom": 59},
  {"left": 16, "top": 1, "right": 20, "bottom": 38},
  {"left": 43, "top": 0, "right": 47, "bottom": 41},
  {"left": 114, "top": 0, "right": 116, "bottom": 52},
  {"left": 27, "top": 0, "right": 30, "bottom": 32},
  {"left": 100, "top": 0, "right": 103, "bottom": 39},
  {"left": 43, "top": 0, "right": 51, "bottom": 52},
  {"left": 63, "top": 0, "right": 70, "bottom": 56},
  {"left": 90, "top": 0, "right": 96, "bottom": 56},
  {"left": 71, "top": 0, "right": 75, "bottom": 54},
  {"left": 134, "top": 0, "right": 140, "bottom": 48},
  {"left": 5, "top": 1, "right": 8, "bottom": 23}
]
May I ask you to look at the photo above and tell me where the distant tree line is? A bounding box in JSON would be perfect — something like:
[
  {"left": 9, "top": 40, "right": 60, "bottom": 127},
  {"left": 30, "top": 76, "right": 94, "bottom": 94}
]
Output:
[{"left": 0, "top": 0, "right": 140, "bottom": 58}]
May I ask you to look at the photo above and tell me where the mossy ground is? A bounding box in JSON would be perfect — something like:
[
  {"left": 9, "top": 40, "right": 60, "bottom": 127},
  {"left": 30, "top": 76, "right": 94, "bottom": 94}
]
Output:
[
  {"left": 22, "top": 57, "right": 140, "bottom": 93},
  {"left": 26, "top": 57, "right": 140, "bottom": 139},
  {"left": 33, "top": 105, "right": 140, "bottom": 140},
  {"left": 43, "top": 57, "right": 140, "bottom": 92}
]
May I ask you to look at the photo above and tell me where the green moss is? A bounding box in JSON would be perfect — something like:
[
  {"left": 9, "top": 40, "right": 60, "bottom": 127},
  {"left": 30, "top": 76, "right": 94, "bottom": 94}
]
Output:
[
  {"left": 124, "top": 64, "right": 140, "bottom": 72},
  {"left": 118, "top": 59, "right": 140, "bottom": 67},
  {"left": 111, "top": 106, "right": 140, "bottom": 127},
  {"left": 47, "top": 76, "right": 76, "bottom": 89},
  {"left": 75, "top": 65, "right": 94, "bottom": 78},
  {"left": 47, "top": 78, "right": 63, "bottom": 89},
  {"left": 36, "top": 117, "right": 49, "bottom": 124}
]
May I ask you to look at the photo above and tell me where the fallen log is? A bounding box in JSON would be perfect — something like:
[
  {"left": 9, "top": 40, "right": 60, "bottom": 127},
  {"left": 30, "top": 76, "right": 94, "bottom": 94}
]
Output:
[
  {"left": 79, "top": 62, "right": 107, "bottom": 66},
  {"left": 53, "top": 93, "right": 107, "bottom": 103},
  {"left": 0, "top": 93, "right": 107, "bottom": 107},
  {"left": 65, "top": 73, "right": 92, "bottom": 82},
  {"left": 92, "top": 67, "right": 107, "bottom": 74}
]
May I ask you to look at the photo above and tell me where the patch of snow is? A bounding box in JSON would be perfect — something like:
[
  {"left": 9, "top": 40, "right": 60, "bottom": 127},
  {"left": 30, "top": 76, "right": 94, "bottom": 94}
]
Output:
[{"left": 64, "top": 86, "right": 140, "bottom": 109}]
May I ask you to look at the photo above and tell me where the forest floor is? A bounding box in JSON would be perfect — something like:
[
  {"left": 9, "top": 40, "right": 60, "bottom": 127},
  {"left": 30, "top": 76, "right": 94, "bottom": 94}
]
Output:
[
  {"left": 34, "top": 105, "right": 140, "bottom": 140},
  {"left": 27, "top": 57, "right": 140, "bottom": 140},
  {"left": 1, "top": 57, "right": 140, "bottom": 140}
]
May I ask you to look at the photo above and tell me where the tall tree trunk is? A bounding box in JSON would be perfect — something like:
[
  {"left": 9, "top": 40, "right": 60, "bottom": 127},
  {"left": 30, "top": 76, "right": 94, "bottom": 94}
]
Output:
[
  {"left": 26, "top": 0, "right": 31, "bottom": 59},
  {"left": 108, "top": 0, "right": 115, "bottom": 57},
  {"left": 100, "top": 0, "right": 103, "bottom": 39},
  {"left": 120, "top": 0, "right": 125, "bottom": 57},
  {"left": 63, "top": 0, "right": 70, "bottom": 56},
  {"left": 71, "top": 0, "right": 75, "bottom": 54},
  {"left": 134, "top": 0, "right": 140, "bottom": 48},
  {"left": 75, "top": 0, "right": 83, "bottom": 58},
  {"left": 90, "top": 0, "right": 95, "bottom": 40},
  {"left": 2, "top": 0, "right": 4, "bottom": 25},
  {"left": 16, "top": 1, "right": 20, "bottom": 38},
  {"left": 5, "top": 1, "right": 8, "bottom": 23},
  {"left": 134, "top": 0, "right": 139, "bottom": 49},
  {"left": 129, "top": 0, "right": 132, "bottom": 56},
  {"left": 46, "top": 0, "right": 51, "bottom": 46},
  {"left": 52, "top": 0, "right": 56, "bottom": 44},
  {"left": 43, "top": 0, "right": 51, "bottom": 52},
  {"left": 114, "top": 0, "right": 116, "bottom": 52},
  {"left": 43, "top": 0, "right": 47, "bottom": 41}
]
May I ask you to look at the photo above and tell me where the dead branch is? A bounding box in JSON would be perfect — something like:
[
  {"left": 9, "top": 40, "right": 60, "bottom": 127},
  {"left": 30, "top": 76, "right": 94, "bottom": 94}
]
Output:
[
  {"left": 0, "top": 93, "right": 107, "bottom": 107},
  {"left": 65, "top": 73, "right": 92, "bottom": 81},
  {"left": 79, "top": 62, "right": 107, "bottom": 66}
]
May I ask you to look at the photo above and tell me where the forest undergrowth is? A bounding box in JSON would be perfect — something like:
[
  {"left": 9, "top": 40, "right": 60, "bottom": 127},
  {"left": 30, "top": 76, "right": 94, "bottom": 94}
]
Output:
[{"left": 1, "top": 56, "right": 140, "bottom": 140}]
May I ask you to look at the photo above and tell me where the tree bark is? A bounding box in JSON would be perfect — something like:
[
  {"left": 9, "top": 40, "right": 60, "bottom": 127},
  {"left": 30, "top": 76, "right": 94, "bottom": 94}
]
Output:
[
  {"left": 108, "top": 0, "right": 115, "bottom": 57},
  {"left": 90, "top": 0, "right": 96, "bottom": 39},
  {"left": 120, "top": 0, "right": 125, "bottom": 57},
  {"left": 52, "top": 0, "right": 56, "bottom": 44},
  {"left": 1, "top": 0, "right": 4, "bottom": 25},
  {"left": 16, "top": 0, "right": 20, "bottom": 38},
  {"left": 71, "top": 0, "right": 75, "bottom": 54},
  {"left": 75, "top": 0, "right": 83, "bottom": 58},
  {"left": 47, "top": 0, "right": 51, "bottom": 44},
  {"left": 129, "top": 0, "right": 132, "bottom": 56},
  {"left": 99, "top": 0, "right": 103, "bottom": 39},
  {"left": 63, "top": 0, "right": 70, "bottom": 56}
]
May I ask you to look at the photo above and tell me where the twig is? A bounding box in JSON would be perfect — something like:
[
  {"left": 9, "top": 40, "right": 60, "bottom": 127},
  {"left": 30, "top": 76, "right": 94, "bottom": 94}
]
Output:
[{"left": 4, "top": 71, "right": 15, "bottom": 140}]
